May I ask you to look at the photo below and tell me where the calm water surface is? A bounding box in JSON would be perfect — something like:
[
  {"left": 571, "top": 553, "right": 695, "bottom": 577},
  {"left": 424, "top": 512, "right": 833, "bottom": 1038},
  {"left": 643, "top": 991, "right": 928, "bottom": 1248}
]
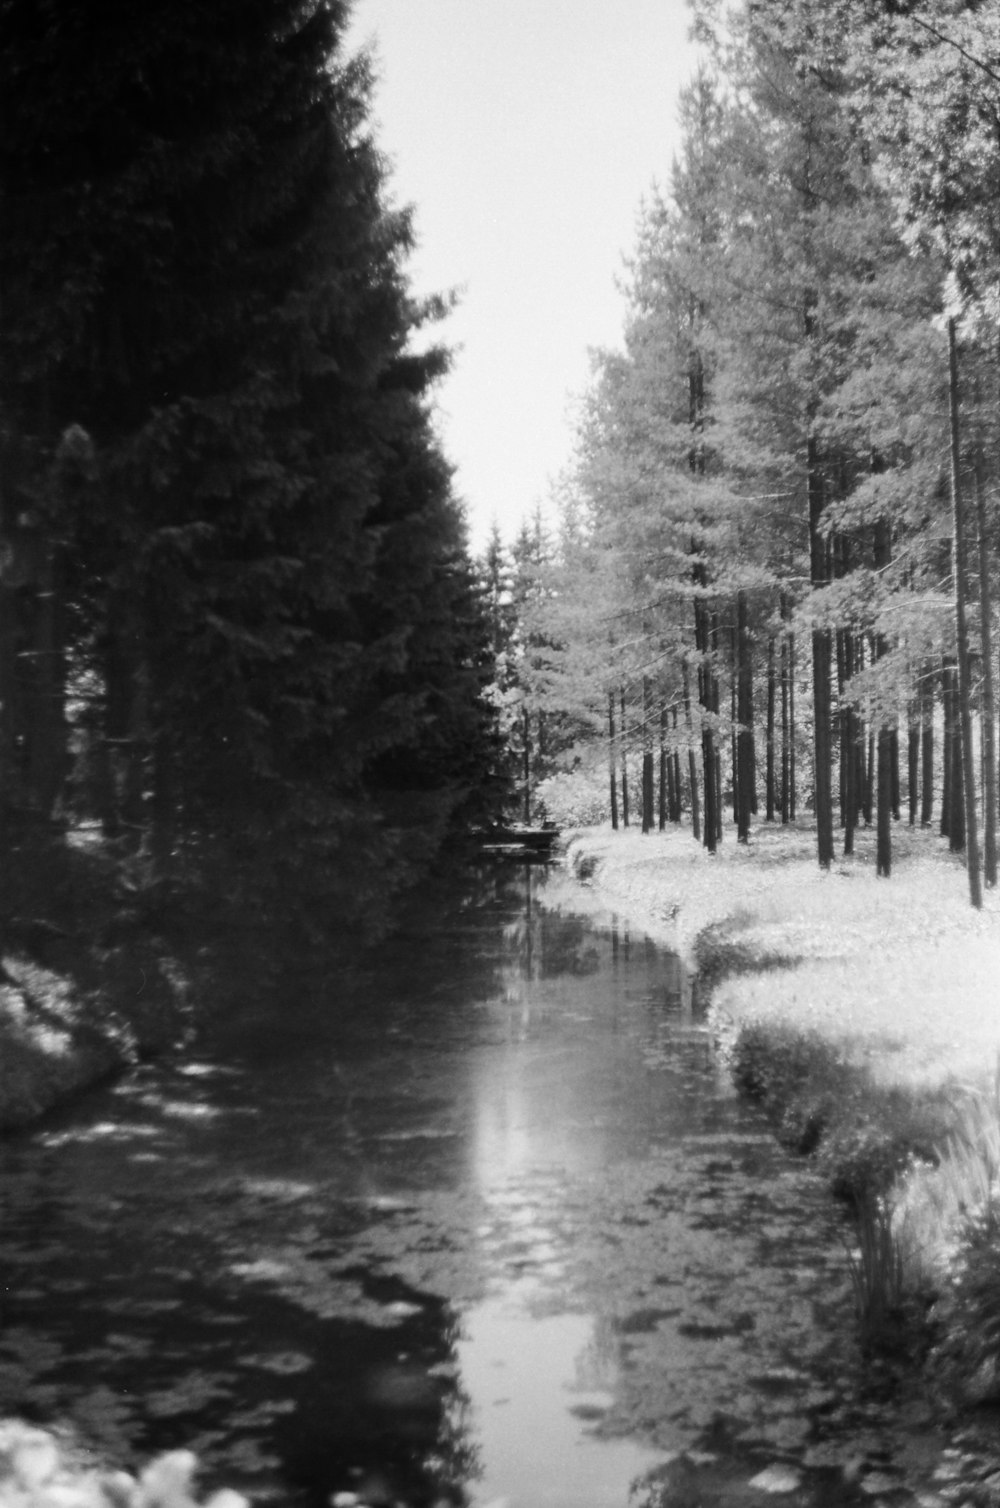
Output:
[{"left": 0, "top": 862, "right": 941, "bottom": 1506}]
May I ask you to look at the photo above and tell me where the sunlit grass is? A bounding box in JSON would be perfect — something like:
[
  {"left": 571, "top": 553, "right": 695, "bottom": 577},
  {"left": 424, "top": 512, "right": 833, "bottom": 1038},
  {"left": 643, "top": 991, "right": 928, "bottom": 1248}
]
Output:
[{"left": 567, "top": 818, "right": 1000, "bottom": 1376}]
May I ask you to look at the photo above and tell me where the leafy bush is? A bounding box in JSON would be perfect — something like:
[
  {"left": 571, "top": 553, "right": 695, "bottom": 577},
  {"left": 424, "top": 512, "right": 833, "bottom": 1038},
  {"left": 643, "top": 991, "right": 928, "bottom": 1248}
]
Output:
[
  {"left": 932, "top": 1192, "right": 1000, "bottom": 1403},
  {"left": 534, "top": 766, "right": 610, "bottom": 828}
]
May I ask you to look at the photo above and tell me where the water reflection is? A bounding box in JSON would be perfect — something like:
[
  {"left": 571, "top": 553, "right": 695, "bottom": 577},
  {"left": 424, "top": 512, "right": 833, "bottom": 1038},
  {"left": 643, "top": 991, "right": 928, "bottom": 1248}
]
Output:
[{"left": 0, "top": 860, "right": 895, "bottom": 1507}]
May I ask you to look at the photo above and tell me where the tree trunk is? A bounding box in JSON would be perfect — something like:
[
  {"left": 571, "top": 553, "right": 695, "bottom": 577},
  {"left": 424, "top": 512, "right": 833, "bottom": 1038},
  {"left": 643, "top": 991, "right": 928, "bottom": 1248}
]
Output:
[
  {"left": 975, "top": 448, "right": 997, "bottom": 887},
  {"left": 872, "top": 518, "right": 894, "bottom": 878},
  {"left": 683, "top": 659, "right": 700, "bottom": 841},
  {"left": 941, "top": 659, "right": 954, "bottom": 840},
  {"left": 808, "top": 433, "right": 834, "bottom": 866},
  {"left": 907, "top": 700, "right": 919, "bottom": 827},
  {"left": 920, "top": 668, "right": 934, "bottom": 828},
  {"left": 642, "top": 677, "right": 654, "bottom": 834},
  {"left": 659, "top": 703, "right": 668, "bottom": 831},
  {"left": 877, "top": 725, "right": 893, "bottom": 877},
  {"left": 671, "top": 708, "right": 683, "bottom": 823},
  {"left": 522, "top": 705, "right": 531, "bottom": 825},
  {"left": 694, "top": 597, "right": 717, "bottom": 853},
  {"left": 863, "top": 724, "right": 875, "bottom": 827},
  {"left": 730, "top": 626, "right": 739, "bottom": 824},
  {"left": 620, "top": 687, "right": 630, "bottom": 828},
  {"left": 843, "top": 706, "right": 859, "bottom": 857},
  {"left": 736, "top": 589, "right": 753, "bottom": 843},
  {"left": 947, "top": 318, "right": 983, "bottom": 907},
  {"left": 608, "top": 690, "right": 619, "bottom": 831},
  {"left": 711, "top": 612, "right": 723, "bottom": 844},
  {"left": 766, "top": 634, "right": 776, "bottom": 821}
]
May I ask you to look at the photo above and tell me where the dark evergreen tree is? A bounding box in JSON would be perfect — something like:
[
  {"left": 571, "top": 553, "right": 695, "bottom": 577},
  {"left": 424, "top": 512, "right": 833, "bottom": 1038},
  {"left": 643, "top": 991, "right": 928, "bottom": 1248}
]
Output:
[{"left": 0, "top": 0, "right": 500, "bottom": 928}]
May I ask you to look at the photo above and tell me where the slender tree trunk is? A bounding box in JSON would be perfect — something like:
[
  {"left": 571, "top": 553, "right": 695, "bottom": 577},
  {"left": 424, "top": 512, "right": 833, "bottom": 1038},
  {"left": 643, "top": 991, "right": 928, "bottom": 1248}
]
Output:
[
  {"left": 890, "top": 730, "right": 900, "bottom": 820},
  {"left": 808, "top": 433, "right": 834, "bottom": 866},
  {"left": 766, "top": 634, "right": 776, "bottom": 821},
  {"left": 711, "top": 612, "right": 723, "bottom": 844},
  {"left": 907, "top": 699, "right": 919, "bottom": 827},
  {"left": 671, "top": 708, "right": 683, "bottom": 823},
  {"left": 920, "top": 667, "right": 934, "bottom": 829},
  {"left": 730, "top": 625, "right": 738, "bottom": 826},
  {"left": 975, "top": 448, "right": 997, "bottom": 887},
  {"left": 941, "top": 659, "right": 954, "bottom": 840},
  {"left": 789, "top": 625, "right": 797, "bottom": 821},
  {"left": 608, "top": 690, "right": 619, "bottom": 831},
  {"left": 863, "top": 724, "right": 875, "bottom": 827},
  {"left": 695, "top": 597, "right": 717, "bottom": 853},
  {"left": 683, "top": 660, "right": 700, "bottom": 841},
  {"left": 642, "top": 677, "right": 654, "bottom": 835},
  {"left": 843, "top": 704, "right": 859, "bottom": 856},
  {"left": 949, "top": 667, "right": 966, "bottom": 853},
  {"left": 736, "top": 589, "right": 753, "bottom": 843},
  {"left": 620, "top": 686, "right": 630, "bottom": 828},
  {"left": 947, "top": 318, "right": 983, "bottom": 907},
  {"left": 659, "top": 703, "right": 668, "bottom": 832},
  {"left": 780, "top": 628, "right": 790, "bottom": 824},
  {"left": 872, "top": 519, "right": 893, "bottom": 877},
  {"left": 877, "top": 725, "right": 893, "bottom": 877},
  {"left": 522, "top": 705, "right": 531, "bottom": 825}
]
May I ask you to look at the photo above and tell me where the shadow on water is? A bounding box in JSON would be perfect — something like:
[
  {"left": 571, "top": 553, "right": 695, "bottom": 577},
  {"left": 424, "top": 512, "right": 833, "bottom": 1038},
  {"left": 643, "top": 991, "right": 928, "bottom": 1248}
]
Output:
[{"left": 0, "top": 859, "right": 944, "bottom": 1506}]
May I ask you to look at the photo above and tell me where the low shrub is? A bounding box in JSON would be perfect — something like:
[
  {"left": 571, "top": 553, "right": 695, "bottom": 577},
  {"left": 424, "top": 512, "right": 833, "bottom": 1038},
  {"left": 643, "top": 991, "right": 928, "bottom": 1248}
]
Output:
[{"left": 694, "top": 916, "right": 798, "bottom": 994}]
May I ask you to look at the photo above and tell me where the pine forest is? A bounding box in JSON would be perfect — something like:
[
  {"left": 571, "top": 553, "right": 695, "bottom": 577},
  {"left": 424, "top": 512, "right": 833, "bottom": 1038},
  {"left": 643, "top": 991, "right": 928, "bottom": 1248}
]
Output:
[
  {"left": 482, "top": 0, "right": 1000, "bottom": 912},
  {"left": 0, "top": 0, "right": 505, "bottom": 938}
]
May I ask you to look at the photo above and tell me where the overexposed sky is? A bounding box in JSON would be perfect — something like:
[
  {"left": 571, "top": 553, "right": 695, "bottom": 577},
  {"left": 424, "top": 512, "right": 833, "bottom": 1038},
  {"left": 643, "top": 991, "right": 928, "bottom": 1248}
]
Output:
[{"left": 344, "top": 1, "right": 696, "bottom": 551}]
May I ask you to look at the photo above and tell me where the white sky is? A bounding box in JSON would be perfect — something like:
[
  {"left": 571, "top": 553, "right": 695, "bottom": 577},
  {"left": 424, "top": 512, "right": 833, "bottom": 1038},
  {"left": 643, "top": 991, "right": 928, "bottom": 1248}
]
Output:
[{"left": 344, "top": 1, "right": 696, "bottom": 552}]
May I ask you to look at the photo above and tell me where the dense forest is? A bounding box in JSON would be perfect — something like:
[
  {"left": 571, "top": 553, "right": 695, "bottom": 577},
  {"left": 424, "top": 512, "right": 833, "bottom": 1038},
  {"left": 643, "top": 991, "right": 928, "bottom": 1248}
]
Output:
[
  {"left": 483, "top": 0, "right": 1000, "bottom": 909},
  {"left": 0, "top": 0, "right": 505, "bottom": 938}
]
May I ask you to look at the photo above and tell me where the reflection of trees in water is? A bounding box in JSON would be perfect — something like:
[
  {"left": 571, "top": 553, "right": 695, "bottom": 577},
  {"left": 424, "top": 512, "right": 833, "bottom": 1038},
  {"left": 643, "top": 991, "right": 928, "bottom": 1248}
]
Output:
[
  {"left": 501, "top": 864, "right": 602, "bottom": 982},
  {"left": 572, "top": 1313, "right": 625, "bottom": 1399}
]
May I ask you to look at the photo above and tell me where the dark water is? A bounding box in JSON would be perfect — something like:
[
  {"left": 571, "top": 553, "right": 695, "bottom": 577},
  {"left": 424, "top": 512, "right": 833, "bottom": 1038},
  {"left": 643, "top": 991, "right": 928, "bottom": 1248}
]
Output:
[{"left": 0, "top": 863, "right": 943, "bottom": 1506}]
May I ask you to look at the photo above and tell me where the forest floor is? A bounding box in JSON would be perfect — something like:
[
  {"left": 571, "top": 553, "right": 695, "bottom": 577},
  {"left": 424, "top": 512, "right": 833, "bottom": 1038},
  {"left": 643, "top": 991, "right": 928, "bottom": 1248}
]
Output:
[{"left": 562, "top": 817, "right": 1000, "bottom": 1096}]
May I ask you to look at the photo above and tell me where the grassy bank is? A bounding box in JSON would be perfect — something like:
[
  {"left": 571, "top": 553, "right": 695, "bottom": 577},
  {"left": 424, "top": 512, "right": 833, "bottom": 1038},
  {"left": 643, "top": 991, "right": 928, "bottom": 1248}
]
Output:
[{"left": 564, "top": 819, "right": 1000, "bottom": 1396}]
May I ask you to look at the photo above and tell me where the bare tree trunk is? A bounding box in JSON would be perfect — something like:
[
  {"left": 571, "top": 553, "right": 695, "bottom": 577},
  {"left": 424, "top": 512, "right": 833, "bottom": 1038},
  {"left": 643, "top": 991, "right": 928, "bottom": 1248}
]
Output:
[
  {"left": 730, "top": 625, "right": 739, "bottom": 824},
  {"left": 642, "top": 677, "right": 654, "bottom": 834},
  {"left": 682, "top": 660, "right": 701, "bottom": 841},
  {"left": 608, "top": 690, "right": 619, "bottom": 831},
  {"left": 920, "top": 667, "right": 934, "bottom": 828},
  {"left": 975, "top": 448, "right": 997, "bottom": 887},
  {"left": 941, "top": 659, "right": 955, "bottom": 841},
  {"left": 948, "top": 317, "right": 983, "bottom": 907},
  {"left": 659, "top": 703, "right": 668, "bottom": 831},
  {"left": 620, "top": 686, "right": 630, "bottom": 828},
  {"left": 671, "top": 708, "right": 682, "bottom": 823},
  {"left": 736, "top": 589, "right": 753, "bottom": 843},
  {"left": 695, "top": 597, "right": 717, "bottom": 853},
  {"left": 766, "top": 634, "right": 776, "bottom": 821},
  {"left": 907, "top": 698, "right": 919, "bottom": 827},
  {"left": 808, "top": 435, "right": 834, "bottom": 867}
]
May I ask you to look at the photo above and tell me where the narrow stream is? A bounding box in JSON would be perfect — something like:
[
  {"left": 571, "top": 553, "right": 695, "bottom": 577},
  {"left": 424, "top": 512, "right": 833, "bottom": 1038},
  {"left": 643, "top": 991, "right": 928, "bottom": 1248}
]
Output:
[{"left": 0, "top": 862, "right": 945, "bottom": 1506}]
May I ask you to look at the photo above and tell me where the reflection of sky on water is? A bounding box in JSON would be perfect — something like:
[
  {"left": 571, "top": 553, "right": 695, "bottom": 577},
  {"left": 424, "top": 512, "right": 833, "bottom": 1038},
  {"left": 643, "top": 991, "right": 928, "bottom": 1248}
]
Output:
[
  {"left": 455, "top": 1284, "right": 663, "bottom": 1508},
  {"left": 457, "top": 869, "right": 687, "bottom": 1503}
]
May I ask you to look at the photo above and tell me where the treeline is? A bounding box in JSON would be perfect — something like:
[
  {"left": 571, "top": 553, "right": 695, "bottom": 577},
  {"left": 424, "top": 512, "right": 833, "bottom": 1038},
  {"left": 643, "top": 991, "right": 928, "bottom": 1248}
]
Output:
[
  {"left": 0, "top": 0, "right": 503, "bottom": 934},
  {"left": 498, "top": 0, "right": 1000, "bottom": 907}
]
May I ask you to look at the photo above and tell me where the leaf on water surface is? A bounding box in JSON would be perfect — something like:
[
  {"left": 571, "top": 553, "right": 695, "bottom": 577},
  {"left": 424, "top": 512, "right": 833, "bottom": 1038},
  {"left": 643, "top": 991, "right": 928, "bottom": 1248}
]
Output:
[
  {"left": 747, "top": 1463, "right": 803, "bottom": 1493},
  {"left": 145, "top": 1373, "right": 235, "bottom": 1419},
  {"left": 239, "top": 1351, "right": 312, "bottom": 1376}
]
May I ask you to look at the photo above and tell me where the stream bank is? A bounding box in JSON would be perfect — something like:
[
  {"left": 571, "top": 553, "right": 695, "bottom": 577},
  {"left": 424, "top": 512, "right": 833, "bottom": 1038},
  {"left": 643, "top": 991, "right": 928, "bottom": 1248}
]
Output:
[{"left": 564, "top": 820, "right": 1000, "bottom": 1450}]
